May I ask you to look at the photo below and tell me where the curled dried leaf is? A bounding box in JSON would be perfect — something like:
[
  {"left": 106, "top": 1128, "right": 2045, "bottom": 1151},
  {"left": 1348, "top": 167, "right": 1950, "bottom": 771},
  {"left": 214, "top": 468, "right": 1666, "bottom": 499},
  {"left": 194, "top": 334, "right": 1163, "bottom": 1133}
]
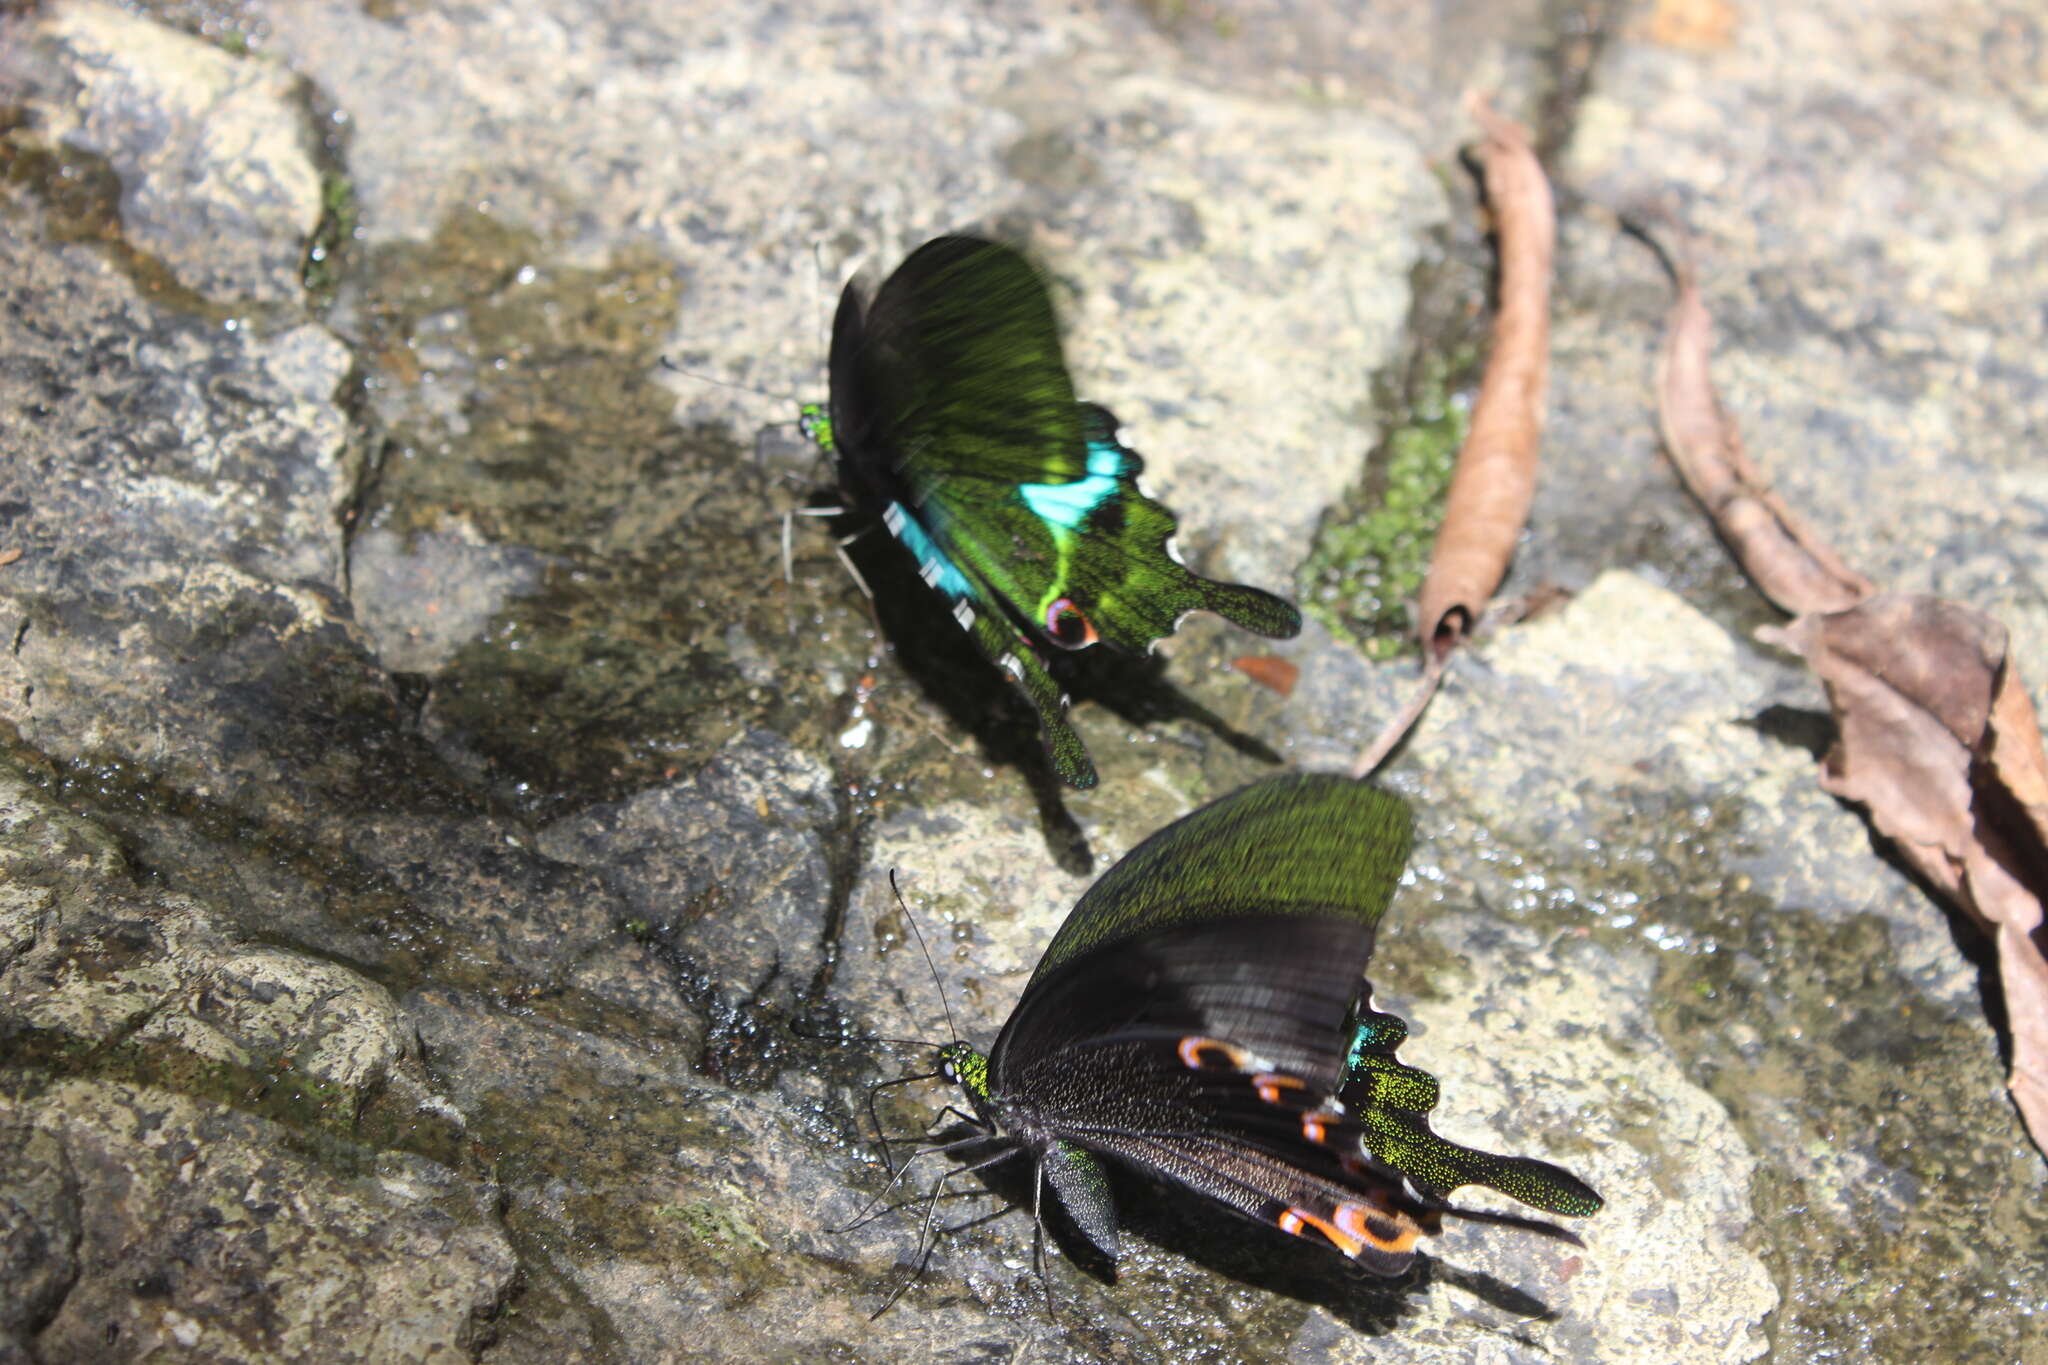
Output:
[
  {"left": 1351, "top": 96, "right": 1551, "bottom": 780},
  {"left": 1414, "top": 93, "right": 1554, "bottom": 662},
  {"left": 1656, "top": 260, "right": 1872, "bottom": 616},
  {"left": 1656, "top": 232, "right": 2048, "bottom": 1158}
]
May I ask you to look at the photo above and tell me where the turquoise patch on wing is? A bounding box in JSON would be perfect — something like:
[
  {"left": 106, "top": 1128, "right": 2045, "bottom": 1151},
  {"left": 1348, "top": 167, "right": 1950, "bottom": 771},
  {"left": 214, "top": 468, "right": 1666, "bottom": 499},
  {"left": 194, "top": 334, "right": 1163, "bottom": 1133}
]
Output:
[
  {"left": 1018, "top": 439, "right": 1129, "bottom": 530},
  {"left": 883, "top": 501, "right": 973, "bottom": 600}
]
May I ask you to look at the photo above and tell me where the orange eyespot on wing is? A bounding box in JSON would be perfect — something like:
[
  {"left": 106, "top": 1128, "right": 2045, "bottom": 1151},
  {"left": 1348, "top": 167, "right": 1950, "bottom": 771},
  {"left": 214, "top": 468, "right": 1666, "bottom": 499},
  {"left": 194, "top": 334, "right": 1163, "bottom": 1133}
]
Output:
[
  {"left": 1273, "top": 1194, "right": 1434, "bottom": 1262},
  {"left": 1251, "top": 1071, "right": 1310, "bottom": 1106},
  {"left": 1177, "top": 1036, "right": 1254, "bottom": 1071},
  {"left": 1043, "top": 597, "right": 1099, "bottom": 648},
  {"left": 1333, "top": 1194, "right": 1433, "bottom": 1260}
]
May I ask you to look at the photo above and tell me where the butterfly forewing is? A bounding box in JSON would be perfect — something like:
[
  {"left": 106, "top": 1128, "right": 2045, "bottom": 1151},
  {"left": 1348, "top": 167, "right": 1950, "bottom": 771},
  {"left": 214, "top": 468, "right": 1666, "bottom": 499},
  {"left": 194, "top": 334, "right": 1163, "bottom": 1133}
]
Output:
[
  {"left": 833, "top": 235, "right": 1090, "bottom": 493},
  {"left": 1017, "top": 773, "right": 1412, "bottom": 994},
  {"left": 990, "top": 774, "right": 1409, "bottom": 1084}
]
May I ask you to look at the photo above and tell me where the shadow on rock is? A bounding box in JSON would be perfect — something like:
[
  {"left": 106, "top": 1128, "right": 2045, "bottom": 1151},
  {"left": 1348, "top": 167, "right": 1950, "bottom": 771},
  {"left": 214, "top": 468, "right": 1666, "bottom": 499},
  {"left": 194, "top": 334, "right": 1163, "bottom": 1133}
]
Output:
[
  {"left": 915, "top": 1130, "right": 1506, "bottom": 1338},
  {"left": 834, "top": 499, "right": 1287, "bottom": 878}
]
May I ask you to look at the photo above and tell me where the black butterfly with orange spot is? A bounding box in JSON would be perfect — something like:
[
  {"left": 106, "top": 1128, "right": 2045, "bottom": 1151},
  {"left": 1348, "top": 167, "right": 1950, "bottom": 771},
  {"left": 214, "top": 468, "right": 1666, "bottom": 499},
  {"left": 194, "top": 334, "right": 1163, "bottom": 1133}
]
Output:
[{"left": 889, "top": 772, "right": 1601, "bottom": 1301}]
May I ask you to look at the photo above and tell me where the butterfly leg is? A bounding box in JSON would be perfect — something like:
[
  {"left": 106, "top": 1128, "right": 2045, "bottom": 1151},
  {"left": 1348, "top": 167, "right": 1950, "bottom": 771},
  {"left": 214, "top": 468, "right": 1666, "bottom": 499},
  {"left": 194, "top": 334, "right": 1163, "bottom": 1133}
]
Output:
[
  {"left": 835, "top": 1131, "right": 1000, "bottom": 1235},
  {"left": 830, "top": 537, "right": 889, "bottom": 636},
  {"left": 1030, "top": 1158, "right": 1061, "bottom": 1323},
  {"left": 872, "top": 1145, "right": 1026, "bottom": 1318},
  {"left": 861, "top": 1069, "right": 944, "bottom": 1176},
  {"left": 833, "top": 539, "right": 876, "bottom": 603},
  {"left": 924, "top": 1104, "right": 982, "bottom": 1135}
]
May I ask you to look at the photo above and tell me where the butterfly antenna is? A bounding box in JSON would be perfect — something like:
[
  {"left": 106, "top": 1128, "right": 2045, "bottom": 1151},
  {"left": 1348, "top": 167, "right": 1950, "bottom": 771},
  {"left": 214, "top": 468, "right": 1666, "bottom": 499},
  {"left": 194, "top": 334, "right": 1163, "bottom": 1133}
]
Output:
[
  {"left": 888, "top": 869, "right": 960, "bottom": 1048},
  {"left": 786, "top": 1023, "right": 946, "bottom": 1047},
  {"left": 658, "top": 355, "right": 806, "bottom": 409},
  {"left": 811, "top": 240, "right": 830, "bottom": 375}
]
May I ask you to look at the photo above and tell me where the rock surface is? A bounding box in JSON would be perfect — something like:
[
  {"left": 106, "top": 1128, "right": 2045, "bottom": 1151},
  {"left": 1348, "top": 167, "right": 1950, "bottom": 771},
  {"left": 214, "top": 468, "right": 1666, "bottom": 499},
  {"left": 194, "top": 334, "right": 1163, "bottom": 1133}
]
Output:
[{"left": 2, "top": 1, "right": 2044, "bottom": 1362}]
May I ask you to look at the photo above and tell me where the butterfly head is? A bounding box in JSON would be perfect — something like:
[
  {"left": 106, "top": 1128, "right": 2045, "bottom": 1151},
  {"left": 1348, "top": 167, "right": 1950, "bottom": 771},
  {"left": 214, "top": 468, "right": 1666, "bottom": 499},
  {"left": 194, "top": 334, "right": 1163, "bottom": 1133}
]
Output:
[
  {"left": 937, "top": 1041, "right": 991, "bottom": 1104},
  {"left": 798, "top": 401, "right": 834, "bottom": 453}
]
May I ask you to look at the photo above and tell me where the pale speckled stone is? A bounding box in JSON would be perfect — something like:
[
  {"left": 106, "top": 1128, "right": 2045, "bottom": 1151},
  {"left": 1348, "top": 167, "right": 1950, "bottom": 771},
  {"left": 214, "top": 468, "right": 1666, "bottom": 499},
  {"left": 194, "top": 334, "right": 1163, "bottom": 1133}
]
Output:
[
  {"left": 835, "top": 797, "right": 1100, "bottom": 1042},
  {"left": 1349, "top": 920, "right": 1777, "bottom": 1365},
  {"left": 350, "top": 522, "right": 549, "bottom": 674},
  {"left": 21, "top": 1, "right": 323, "bottom": 305}
]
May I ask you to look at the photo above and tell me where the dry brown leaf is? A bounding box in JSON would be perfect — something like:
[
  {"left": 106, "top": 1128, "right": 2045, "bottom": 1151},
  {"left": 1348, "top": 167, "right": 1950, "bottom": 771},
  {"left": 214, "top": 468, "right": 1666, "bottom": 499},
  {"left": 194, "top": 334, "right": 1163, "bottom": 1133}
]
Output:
[
  {"left": 1760, "top": 598, "right": 2048, "bottom": 1152},
  {"left": 1657, "top": 243, "right": 2048, "bottom": 1156},
  {"left": 1415, "top": 92, "right": 1554, "bottom": 661},
  {"left": 1640, "top": 0, "right": 1740, "bottom": 51},
  {"left": 1656, "top": 265, "right": 1873, "bottom": 616},
  {"left": 1353, "top": 95, "right": 1553, "bottom": 780},
  {"left": 1350, "top": 648, "right": 1446, "bottom": 779},
  {"left": 1231, "top": 655, "right": 1300, "bottom": 697},
  {"left": 0, "top": 547, "right": 21, "bottom": 567}
]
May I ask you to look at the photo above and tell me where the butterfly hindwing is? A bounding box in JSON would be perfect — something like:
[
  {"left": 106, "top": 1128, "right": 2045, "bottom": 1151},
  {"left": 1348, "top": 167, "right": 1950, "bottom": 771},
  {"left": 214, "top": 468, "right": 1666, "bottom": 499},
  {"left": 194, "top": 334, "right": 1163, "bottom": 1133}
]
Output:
[
  {"left": 1340, "top": 1002, "right": 1605, "bottom": 1217},
  {"left": 1000, "top": 1034, "right": 1441, "bottom": 1275},
  {"left": 913, "top": 402, "right": 1301, "bottom": 653}
]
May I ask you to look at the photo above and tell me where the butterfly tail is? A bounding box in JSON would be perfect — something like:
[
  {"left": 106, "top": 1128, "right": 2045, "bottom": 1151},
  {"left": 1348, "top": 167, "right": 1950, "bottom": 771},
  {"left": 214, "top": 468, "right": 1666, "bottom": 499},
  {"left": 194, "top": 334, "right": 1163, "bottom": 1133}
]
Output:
[
  {"left": 1340, "top": 1005, "right": 1604, "bottom": 1218},
  {"left": 962, "top": 602, "right": 1098, "bottom": 789},
  {"left": 1193, "top": 577, "right": 1304, "bottom": 640}
]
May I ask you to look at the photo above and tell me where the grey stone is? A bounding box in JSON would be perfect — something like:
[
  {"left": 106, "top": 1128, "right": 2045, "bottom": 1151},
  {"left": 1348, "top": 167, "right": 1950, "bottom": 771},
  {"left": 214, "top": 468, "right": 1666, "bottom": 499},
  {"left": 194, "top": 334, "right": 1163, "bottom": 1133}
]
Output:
[
  {"left": 0, "top": 762, "right": 514, "bottom": 1363},
  {"left": 537, "top": 728, "right": 839, "bottom": 1024},
  {"left": 0, "top": 0, "right": 2043, "bottom": 1361},
  {"left": 12, "top": 1, "right": 323, "bottom": 307},
  {"left": 350, "top": 523, "right": 549, "bottom": 675}
]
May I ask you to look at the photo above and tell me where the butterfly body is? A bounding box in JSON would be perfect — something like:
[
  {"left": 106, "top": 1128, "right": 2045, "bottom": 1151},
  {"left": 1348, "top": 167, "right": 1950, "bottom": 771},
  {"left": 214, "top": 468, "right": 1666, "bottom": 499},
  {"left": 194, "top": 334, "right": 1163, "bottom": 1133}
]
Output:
[
  {"left": 902, "top": 773, "right": 1601, "bottom": 1292},
  {"left": 811, "top": 236, "right": 1302, "bottom": 788}
]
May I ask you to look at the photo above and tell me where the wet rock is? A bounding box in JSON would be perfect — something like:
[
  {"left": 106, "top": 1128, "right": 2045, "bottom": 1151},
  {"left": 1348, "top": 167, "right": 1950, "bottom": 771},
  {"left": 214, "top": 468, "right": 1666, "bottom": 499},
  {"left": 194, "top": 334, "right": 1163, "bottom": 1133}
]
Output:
[
  {"left": 1, "top": 0, "right": 2043, "bottom": 1361},
  {"left": 0, "top": 1119, "right": 79, "bottom": 1355},
  {"left": 537, "top": 729, "right": 839, "bottom": 1031},
  {"left": 0, "top": 761, "right": 515, "bottom": 1363},
  {"left": 25, "top": 1078, "right": 514, "bottom": 1363},
  {"left": 350, "top": 522, "right": 549, "bottom": 674}
]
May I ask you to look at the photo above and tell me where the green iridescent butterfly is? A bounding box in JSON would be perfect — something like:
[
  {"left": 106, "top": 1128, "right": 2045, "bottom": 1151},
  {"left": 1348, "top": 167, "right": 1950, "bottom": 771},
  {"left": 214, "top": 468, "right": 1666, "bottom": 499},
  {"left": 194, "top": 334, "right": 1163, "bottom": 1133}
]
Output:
[
  {"left": 872, "top": 773, "right": 1600, "bottom": 1307},
  {"left": 801, "top": 235, "right": 1301, "bottom": 789}
]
